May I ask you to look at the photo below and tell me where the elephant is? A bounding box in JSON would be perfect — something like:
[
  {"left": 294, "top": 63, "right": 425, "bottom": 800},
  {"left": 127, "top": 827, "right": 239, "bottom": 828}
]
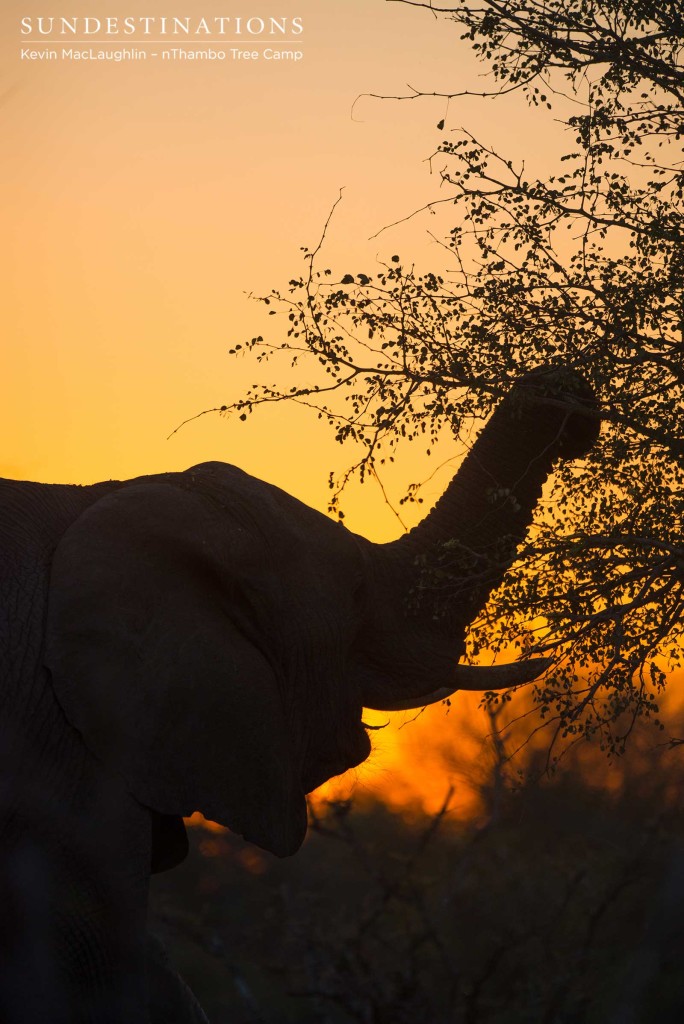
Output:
[{"left": 0, "top": 366, "right": 598, "bottom": 1021}]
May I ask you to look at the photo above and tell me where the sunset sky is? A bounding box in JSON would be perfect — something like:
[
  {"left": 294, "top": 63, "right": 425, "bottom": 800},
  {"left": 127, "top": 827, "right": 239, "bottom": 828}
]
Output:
[
  {"left": 2, "top": 1, "right": 559, "bottom": 510},
  {"left": 2, "top": 1, "right": 615, "bottom": 817}
]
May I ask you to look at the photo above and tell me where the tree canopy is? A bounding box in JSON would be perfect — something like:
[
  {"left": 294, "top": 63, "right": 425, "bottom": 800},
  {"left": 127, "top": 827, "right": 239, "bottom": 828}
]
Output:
[{"left": 224, "top": 0, "right": 684, "bottom": 759}]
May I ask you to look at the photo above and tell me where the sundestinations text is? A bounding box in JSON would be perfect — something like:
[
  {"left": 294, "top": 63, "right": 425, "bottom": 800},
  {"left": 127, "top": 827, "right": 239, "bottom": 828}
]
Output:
[{"left": 20, "top": 16, "right": 304, "bottom": 37}]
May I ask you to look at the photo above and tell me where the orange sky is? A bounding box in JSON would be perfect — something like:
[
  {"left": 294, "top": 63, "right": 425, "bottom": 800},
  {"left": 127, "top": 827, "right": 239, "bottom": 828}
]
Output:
[
  {"left": 2, "top": 1, "right": 565, "bottom": 513},
  {"left": 4, "top": 2, "right": 669, "bottom": 819}
]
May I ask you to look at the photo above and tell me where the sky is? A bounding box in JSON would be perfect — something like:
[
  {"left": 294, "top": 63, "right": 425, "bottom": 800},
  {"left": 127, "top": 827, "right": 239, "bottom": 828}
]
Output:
[
  {"left": 3, "top": 1, "right": 636, "bottom": 817},
  {"left": 2, "top": 0, "right": 557, "bottom": 527}
]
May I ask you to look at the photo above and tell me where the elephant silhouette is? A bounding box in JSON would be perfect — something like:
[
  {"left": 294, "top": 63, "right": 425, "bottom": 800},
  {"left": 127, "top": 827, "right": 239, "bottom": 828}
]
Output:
[{"left": 0, "top": 366, "right": 598, "bottom": 1021}]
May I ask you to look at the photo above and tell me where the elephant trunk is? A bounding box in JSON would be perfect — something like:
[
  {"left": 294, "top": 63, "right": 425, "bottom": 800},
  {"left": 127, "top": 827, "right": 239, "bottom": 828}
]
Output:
[
  {"left": 360, "top": 367, "right": 599, "bottom": 710},
  {"left": 398, "top": 367, "right": 598, "bottom": 604}
]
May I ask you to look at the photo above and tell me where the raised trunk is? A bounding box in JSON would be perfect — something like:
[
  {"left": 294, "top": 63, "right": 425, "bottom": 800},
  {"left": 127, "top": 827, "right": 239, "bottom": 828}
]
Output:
[
  {"left": 359, "top": 368, "right": 598, "bottom": 708},
  {"left": 398, "top": 369, "right": 598, "bottom": 616}
]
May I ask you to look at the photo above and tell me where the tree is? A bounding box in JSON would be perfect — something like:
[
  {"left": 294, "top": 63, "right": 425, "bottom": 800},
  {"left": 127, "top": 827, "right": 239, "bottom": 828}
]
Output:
[{"left": 222, "top": 0, "right": 684, "bottom": 760}]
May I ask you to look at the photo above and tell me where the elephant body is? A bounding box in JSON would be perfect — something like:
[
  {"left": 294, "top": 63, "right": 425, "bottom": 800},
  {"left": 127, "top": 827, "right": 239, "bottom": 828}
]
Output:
[
  {"left": 0, "top": 479, "right": 152, "bottom": 1022},
  {"left": 0, "top": 368, "right": 599, "bottom": 1021}
]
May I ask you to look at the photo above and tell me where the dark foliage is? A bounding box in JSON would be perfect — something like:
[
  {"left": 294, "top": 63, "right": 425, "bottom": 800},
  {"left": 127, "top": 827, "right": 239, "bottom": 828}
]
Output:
[{"left": 151, "top": 728, "right": 684, "bottom": 1023}]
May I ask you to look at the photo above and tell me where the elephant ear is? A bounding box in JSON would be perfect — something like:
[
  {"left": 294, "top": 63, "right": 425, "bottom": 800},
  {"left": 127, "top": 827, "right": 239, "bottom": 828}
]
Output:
[{"left": 44, "top": 481, "right": 307, "bottom": 858}]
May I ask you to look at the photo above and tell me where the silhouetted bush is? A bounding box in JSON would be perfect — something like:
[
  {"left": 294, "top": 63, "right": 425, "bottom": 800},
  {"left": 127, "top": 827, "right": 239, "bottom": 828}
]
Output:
[{"left": 150, "top": 725, "right": 684, "bottom": 1023}]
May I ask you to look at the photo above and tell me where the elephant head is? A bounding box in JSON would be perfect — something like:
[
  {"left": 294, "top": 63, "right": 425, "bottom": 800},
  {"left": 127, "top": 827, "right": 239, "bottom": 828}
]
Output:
[{"left": 43, "top": 367, "right": 598, "bottom": 859}]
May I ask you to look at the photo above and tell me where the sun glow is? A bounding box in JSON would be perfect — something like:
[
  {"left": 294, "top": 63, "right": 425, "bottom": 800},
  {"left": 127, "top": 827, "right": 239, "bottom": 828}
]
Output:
[{"left": 187, "top": 668, "right": 684, "bottom": 848}]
